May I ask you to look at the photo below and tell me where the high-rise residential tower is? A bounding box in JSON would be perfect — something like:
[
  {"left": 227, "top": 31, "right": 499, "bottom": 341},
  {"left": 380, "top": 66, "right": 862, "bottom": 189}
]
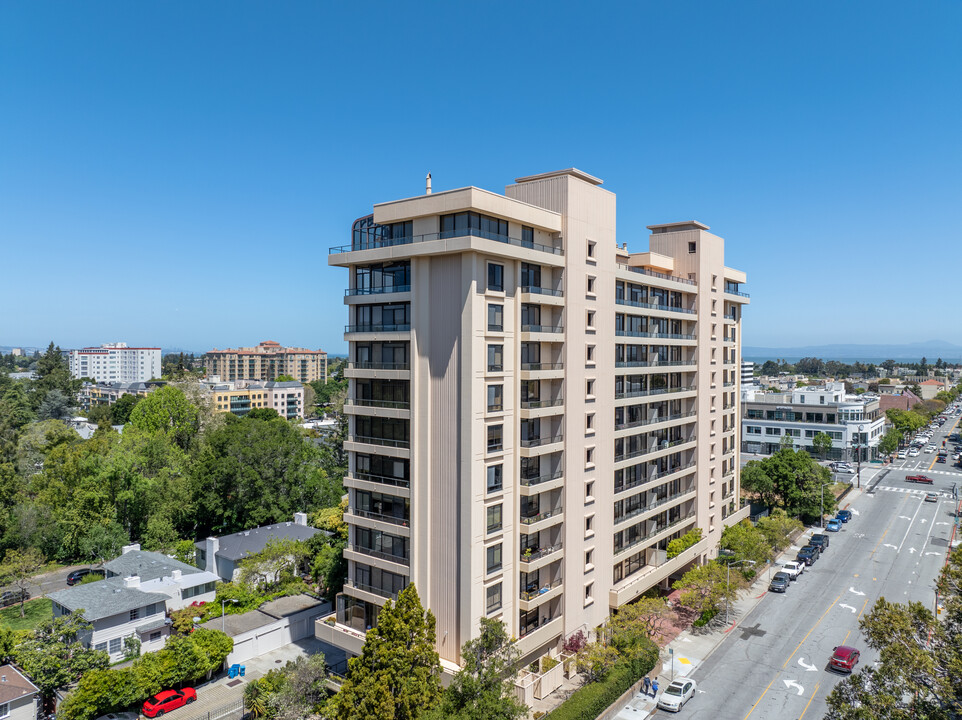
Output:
[{"left": 317, "top": 169, "right": 750, "bottom": 672}]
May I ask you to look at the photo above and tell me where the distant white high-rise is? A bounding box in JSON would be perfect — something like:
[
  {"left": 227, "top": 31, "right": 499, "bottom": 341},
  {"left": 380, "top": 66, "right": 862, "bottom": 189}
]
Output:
[
  {"left": 741, "top": 360, "right": 755, "bottom": 386},
  {"left": 69, "top": 342, "right": 161, "bottom": 383}
]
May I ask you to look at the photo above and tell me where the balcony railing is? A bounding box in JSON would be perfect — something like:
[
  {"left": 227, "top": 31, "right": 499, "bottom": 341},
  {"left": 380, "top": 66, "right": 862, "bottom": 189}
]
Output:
[
  {"left": 614, "top": 486, "right": 697, "bottom": 526},
  {"left": 352, "top": 545, "right": 410, "bottom": 565},
  {"left": 520, "top": 578, "right": 563, "bottom": 601},
  {"left": 348, "top": 435, "right": 410, "bottom": 449},
  {"left": 345, "top": 324, "right": 411, "bottom": 333},
  {"left": 615, "top": 436, "right": 694, "bottom": 463},
  {"left": 617, "top": 264, "right": 697, "bottom": 286},
  {"left": 521, "top": 543, "right": 562, "bottom": 563},
  {"left": 616, "top": 298, "right": 696, "bottom": 314},
  {"left": 615, "top": 410, "right": 697, "bottom": 431},
  {"left": 615, "top": 359, "right": 695, "bottom": 368},
  {"left": 616, "top": 330, "right": 695, "bottom": 340},
  {"left": 346, "top": 398, "right": 411, "bottom": 410},
  {"left": 521, "top": 398, "right": 564, "bottom": 409},
  {"left": 348, "top": 361, "right": 410, "bottom": 371},
  {"left": 352, "top": 508, "right": 410, "bottom": 527},
  {"left": 614, "top": 513, "right": 696, "bottom": 557},
  {"left": 521, "top": 434, "right": 563, "bottom": 448},
  {"left": 615, "top": 386, "right": 696, "bottom": 400},
  {"left": 521, "top": 324, "right": 564, "bottom": 334},
  {"left": 345, "top": 285, "right": 411, "bottom": 296},
  {"left": 345, "top": 579, "right": 402, "bottom": 601},
  {"left": 330, "top": 227, "right": 563, "bottom": 256},
  {"left": 352, "top": 471, "right": 410, "bottom": 489},
  {"left": 614, "top": 461, "right": 697, "bottom": 495},
  {"left": 520, "top": 505, "right": 563, "bottom": 525},
  {"left": 520, "top": 362, "right": 564, "bottom": 371},
  {"left": 520, "top": 470, "right": 564, "bottom": 487},
  {"left": 520, "top": 286, "right": 564, "bottom": 297},
  {"left": 724, "top": 287, "right": 750, "bottom": 298}
]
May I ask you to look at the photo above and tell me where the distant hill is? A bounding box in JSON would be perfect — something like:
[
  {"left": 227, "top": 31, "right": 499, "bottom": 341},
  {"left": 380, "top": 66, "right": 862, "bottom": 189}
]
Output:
[{"left": 743, "top": 340, "right": 962, "bottom": 364}]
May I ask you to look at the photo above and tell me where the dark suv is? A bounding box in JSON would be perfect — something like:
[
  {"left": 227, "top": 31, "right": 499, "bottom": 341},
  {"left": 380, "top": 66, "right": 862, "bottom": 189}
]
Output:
[
  {"left": 797, "top": 545, "right": 819, "bottom": 566},
  {"left": 66, "top": 568, "right": 105, "bottom": 586},
  {"left": 810, "top": 533, "right": 830, "bottom": 552}
]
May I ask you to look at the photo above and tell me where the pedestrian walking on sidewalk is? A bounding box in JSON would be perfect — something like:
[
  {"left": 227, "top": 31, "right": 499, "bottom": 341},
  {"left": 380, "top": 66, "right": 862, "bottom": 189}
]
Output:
[
  {"left": 642, "top": 676, "right": 651, "bottom": 696},
  {"left": 652, "top": 679, "right": 659, "bottom": 698}
]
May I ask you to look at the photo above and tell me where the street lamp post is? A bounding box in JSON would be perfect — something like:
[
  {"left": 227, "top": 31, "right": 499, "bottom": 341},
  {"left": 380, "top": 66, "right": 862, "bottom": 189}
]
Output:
[
  {"left": 857, "top": 424, "right": 864, "bottom": 489},
  {"left": 726, "top": 559, "right": 756, "bottom": 624}
]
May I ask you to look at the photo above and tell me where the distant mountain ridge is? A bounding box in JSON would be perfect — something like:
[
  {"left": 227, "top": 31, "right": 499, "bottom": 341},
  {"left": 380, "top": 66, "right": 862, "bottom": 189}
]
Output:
[{"left": 743, "top": 340, "right": 962, "bottom": 363}]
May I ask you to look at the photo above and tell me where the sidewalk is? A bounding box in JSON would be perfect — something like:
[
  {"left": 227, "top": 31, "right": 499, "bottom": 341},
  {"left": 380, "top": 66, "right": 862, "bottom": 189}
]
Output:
[{"left": 610, "top": 484, "right": 866, "bottom": 720}]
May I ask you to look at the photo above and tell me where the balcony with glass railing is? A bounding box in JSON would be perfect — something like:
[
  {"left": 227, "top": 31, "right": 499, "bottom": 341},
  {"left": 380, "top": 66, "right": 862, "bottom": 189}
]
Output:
[{"left": 330, "top": 227, "right": 563, "bottom": 256}]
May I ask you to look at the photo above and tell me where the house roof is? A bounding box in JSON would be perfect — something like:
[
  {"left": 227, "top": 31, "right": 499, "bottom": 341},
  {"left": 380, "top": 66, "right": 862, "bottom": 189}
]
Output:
[
  {"left": 196, "top": 523, "right": 325, "bottom": 562},
  {"left": 48, "top": 580, "right": 171, "bottom": 621},
  {"left": 920, "top": 379, "right": 945, "bottom": 386},
  {"left": 0, "top": 664, "right": 39, "bottom": 704},
  {"left": 104, "top": 550, "right": 202, "bottom": 582}
]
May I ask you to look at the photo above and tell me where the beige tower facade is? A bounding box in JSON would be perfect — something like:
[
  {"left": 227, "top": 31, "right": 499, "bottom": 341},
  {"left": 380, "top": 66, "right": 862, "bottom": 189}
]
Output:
[
  {"left": 205, "top": 340, "right": 328, "bottom": 383},
  {"left": 318, "top": 169, "right": 750, "bottom": 672}
]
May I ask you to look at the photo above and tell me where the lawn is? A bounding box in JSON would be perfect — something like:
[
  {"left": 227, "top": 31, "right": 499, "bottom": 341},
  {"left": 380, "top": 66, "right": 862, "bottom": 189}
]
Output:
[{"left": 0, "top": 597, "right": 52, "bottom": 632}]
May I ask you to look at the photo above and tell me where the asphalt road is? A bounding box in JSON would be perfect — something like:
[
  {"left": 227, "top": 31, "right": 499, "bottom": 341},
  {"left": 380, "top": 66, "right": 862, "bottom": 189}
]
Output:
[
  {"left": 664, "top": 414, "right": 962, "bottom": 720},
  {"left": 1, "top": 563, "right": 92, "bottom": 599}
]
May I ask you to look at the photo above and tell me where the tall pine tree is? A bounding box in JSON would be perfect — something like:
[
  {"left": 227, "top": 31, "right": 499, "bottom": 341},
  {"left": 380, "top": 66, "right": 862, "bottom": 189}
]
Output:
[{"left": 329, "top": 584, "right": 442, "bottom": 720}]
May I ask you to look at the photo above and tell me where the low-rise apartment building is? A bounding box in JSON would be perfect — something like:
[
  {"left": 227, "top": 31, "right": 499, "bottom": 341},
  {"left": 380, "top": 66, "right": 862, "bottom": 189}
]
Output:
[
  {"left": 317, "top": 168, "right": 750, "bottom": 673},
  {"left": 205, "top": 341, "right": 327, "bottom": 383},
  {"left": 741, "top": 382, "right": 885, "bottom": 460},
  {"left": 78, "top": 380, "right": 165, "bottom": 411},
  {"left": 69, "top": 343, "right": 161, "bottom": 383}
]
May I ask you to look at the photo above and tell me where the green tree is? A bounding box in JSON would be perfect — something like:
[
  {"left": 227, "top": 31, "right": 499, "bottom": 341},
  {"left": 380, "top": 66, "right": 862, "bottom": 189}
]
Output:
[
  {"left": 719, "top": 520, "right": 771, "bottom": 566},
  {"left": 672, "top": 562, "right": 738, "bottom": 618},
  {"left": 430, "top": 618, "right": 526, "bottom": 720},
  {"left": 0, "top": 547, "right": 44, "bottom": 617},
  {"left": 129, "top": 385, "right": 199, "bottom": 450},
  {"left": 329, "top": 584, "right": 442, "bottom": 720},
  {"left": 77, "top": 521, "right": 128, "bottom": 564},
  {"left": 755, "top": 509, "right": 802, "bottom": 551},
  {"left": 739, "top": 449, "right": 834, "bottom": 521},
  {"left": 110, "top": 393, "right": 142, "bottom": 424},
  {"left": 606, "top": 597, "right": 671, "bottom": 651},
  {"left": 812, "top": 431, "right": 833, "bottom": 459},
  {"left": 14, "top": 614, "right": 109, "bottom": 708},
  {"left": 575, "top": 642, "right": 620, "bottom": 683},
  {"left": 237, "top": 538, "right": 310, "bottom": 591},
  {"left": 37, "top": 389, "right": 72, "bottom": 421},
  {"left": 269, "top": 654, "right": 329, "bottom": 720},
  {"left": 879, "top": 429, "right": 901, "bottom": 456},
  {"left": 666, "top": 527, "right": 703, "bottom": 559}
]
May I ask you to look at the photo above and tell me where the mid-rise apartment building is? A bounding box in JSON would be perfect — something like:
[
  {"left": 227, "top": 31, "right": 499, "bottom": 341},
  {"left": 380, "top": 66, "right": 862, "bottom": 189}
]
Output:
[
  {"left": 69, "top": 343, "right": 161, "bottom": 383},
  {"left": 205, "top": 341, "right": 327, "bottom": 383},
  {"left": 741, "top": 382, "right": 885, "bottom": 460},
  {"left": 206, "top": 380, "right": 307, "bottom": 420},
  {"left": 317, "top": 168, "right": 750, "bottom": 672},
  {"left": 78, "top": 380, "right": 165, "bottom": 411}
]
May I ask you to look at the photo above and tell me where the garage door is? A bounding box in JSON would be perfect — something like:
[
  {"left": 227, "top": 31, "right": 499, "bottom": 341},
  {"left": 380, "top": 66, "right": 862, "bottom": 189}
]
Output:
[
  {"left": 257, "top": 626, "right": 285, "bottom": 654},
  {"left": 231, "top": 637, "right": 254, "bottom": 664}
]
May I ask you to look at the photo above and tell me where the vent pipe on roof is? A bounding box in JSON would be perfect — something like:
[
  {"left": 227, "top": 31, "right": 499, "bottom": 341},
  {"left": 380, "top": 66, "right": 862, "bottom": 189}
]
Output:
[{"left": 426, "top": 172, "right": 432, "bottom": 194}]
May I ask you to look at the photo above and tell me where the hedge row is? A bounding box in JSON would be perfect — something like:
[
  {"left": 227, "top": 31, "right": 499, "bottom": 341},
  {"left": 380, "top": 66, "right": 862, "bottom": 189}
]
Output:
[{"left": 546, "top": 639, "right": 659, "bottom": 720}]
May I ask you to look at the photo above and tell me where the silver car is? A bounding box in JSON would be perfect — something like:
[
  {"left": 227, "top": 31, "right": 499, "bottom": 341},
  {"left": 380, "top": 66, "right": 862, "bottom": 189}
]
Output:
[{"left": 657, "top": 678, "right": 697, "bottom": 712}]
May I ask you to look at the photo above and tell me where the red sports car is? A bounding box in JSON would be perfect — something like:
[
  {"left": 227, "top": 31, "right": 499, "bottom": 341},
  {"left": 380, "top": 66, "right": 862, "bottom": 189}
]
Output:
[
  {"left": 142, "top": 688, "right": 197, "bottom": 717},
  {"left": 829, "top": 645, "right": 860, "bottom": 673}
]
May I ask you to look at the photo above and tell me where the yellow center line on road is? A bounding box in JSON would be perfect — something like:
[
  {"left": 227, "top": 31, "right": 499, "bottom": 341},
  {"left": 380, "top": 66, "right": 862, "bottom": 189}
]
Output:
[
  {"left": 797, "top": 682, "right": 821, "bottom": 720},
  {"left": 857, "top": 597, "right": 869, "bottom": 620},
  {"left": 742, "top": 674, "right": 779, "bottom": 720}
]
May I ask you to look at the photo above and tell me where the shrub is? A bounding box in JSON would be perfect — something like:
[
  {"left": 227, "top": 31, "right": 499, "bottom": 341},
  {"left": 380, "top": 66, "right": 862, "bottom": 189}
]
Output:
[
  {"left": 666, "top": 527, "right": 703, "bottom": 559},
  {"left": 547, "top": 639, "right": 657, "bottom": 720},
  {"left": 562, "top": 629, "right": 587, "bottom": 655},
  {"left": 541, "top": 656, "right": 559, "bottom": 672},
  {"left": 692, "top": 607, "right": 719, "bottom": 628}
]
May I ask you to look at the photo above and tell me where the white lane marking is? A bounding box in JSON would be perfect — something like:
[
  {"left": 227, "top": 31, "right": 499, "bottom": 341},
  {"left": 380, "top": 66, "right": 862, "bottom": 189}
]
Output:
[
  {"left": 851, "top": 509, "right": 861, "bottom": 516},
  {"left": 897, "top": 499, "right": 927, "bottom": 553},
  {"left": 782, "top": 679, "right": 805, "bottom": 695},
  {"left": 909, "top": 548, "right": 917, "bottom": 554},
  {"left": 936, "top": 522, "right": 950, "bottom": 526},
  {"left": 838, "top": 604, "right": 857, "bottom": 613},
  {"left": 899, "top": 515, "right": 912, "bottom": 520},
  {"left": 925, "top": 552, "right": 941, "bottom": 557},
  {"left": 883, "top": 544, "right": 898, "bottom": 550},
  {"left": 849, "top": 587, "right": 865, "bottom": 596},
  {"left": 798, "top": 658, "right": 817, "bottom": 672}
]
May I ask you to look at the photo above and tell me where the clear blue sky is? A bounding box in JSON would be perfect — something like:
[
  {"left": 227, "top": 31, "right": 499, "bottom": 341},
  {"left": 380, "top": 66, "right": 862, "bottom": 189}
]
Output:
[{"left": 2, "top": 1, "right": 960, "bottom": 355}]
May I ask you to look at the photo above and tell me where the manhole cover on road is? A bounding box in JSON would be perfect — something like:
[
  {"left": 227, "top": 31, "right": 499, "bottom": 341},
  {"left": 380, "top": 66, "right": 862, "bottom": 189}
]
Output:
[
  {"left": 226, "top": 679, "right": 242, "bottom": 687},
  {"left": 738, "top": 623, "right": 767, "bottom": 640}
]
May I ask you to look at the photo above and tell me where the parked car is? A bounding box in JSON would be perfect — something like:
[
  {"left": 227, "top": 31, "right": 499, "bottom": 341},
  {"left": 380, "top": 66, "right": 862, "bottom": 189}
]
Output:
[
  {"left": 897, "top": 449, "right": 907, "bottom": 459},
  {"left": 925, "top": 492, "right": 939, "bottom": 503},
  {"left": 142, "top": 688, "right": 197, "bottom": 718},
  {"left": 906, "top": 475, "right": 934, "bottom": 484},
  {"left": 0, "top": 589, "right": 29, "bottom": 608},
  {"left": 829, "top": 645, "right": 861, "bottom": 673},
  {"left": 908, "top": 448, "right": 920, "bottom": 457},
  {"left": 797, "top": 546, "right": 819, "bottom": 566},
  {"left": 66, "top": 568, "right": 106, "bottom": 586},
  {"left": 826, "top": 519, "right": 842, "bottom": 532},
  {"left": 781, "top": 561, "right": 805, "bottom": 580},
  {"left": 769, "top": 572, "right": 791, "bottom": 593},
  {"left": 810, "top": 533, "right": 830, "bottom": 551},
  {"left": 656, "top": 678, "right": 697, "bottom": 712},
  {"left": 836, "top": 509, "right": 853, "bottom": 523}
]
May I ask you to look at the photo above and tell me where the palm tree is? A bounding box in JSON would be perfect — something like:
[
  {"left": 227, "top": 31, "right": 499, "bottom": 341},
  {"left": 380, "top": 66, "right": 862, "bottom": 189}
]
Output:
[{"left": 244, "top": 683, "right": 267, "bottom": 719}]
